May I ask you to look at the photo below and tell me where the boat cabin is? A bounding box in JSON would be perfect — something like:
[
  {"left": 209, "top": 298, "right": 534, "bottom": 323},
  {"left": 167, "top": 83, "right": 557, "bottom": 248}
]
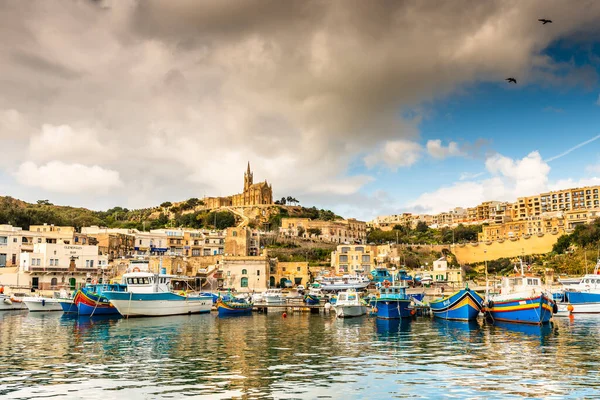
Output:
[
  {"left": 337, "top": 290, "right": 359, "bottom": 305},
  {"left": 500, "top": 275, "right": 543, "bottom": 295},
  {"left": 122, "top": 272, "right": 175, "bottom": 294},
  {"left": 379, "top": 285, "right": 409, "bottom": 300}
]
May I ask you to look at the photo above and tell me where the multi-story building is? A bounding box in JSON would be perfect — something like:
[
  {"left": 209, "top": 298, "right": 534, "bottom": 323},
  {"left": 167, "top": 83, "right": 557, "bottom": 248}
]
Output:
[
  {"left": 203, "top": 231, "right": 225, "bottom": 256},
  {"left": 330, "top": 244, "right": 377, "bottom": 274},
  {"left": 19, "top": 243, "right": 108, "bottom": 290},
  {"left": 219, "top": 255, "right": 268, "bottom": 291},
  {"left": 224, "top": 227, "right": 260, "bottom": 257},
  {"left": 280, "top": 218, "right": 367, "bottom": 244},
  {"left": 133, "top": 231, "right": 168, "bottom": 256},
  {"left": 269, "top": 261, "right": 310, "bottom": 288}
]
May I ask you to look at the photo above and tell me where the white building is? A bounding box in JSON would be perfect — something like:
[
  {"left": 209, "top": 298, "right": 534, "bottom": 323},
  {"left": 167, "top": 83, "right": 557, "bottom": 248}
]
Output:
[
  {"left": 0, "top": 224, "right": 76, "bottom": 267},
  {"left": 220, "top": 256, "right": 268, "bottom": 292},
  {"left": 134, "top": 232, "right": 168, "bottom": 256},
  {"left": 19, "top": 243, "right": 108, "bottom": 290},
  {"left": 432, "top": 257, "right": 464, "bottom": 284}
]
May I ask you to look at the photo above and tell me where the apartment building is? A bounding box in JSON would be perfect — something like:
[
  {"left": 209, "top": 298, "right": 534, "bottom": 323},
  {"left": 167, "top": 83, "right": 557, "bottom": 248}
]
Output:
[
  {"left": 330, "top": 244, "right": 377, "bottom": 274},
  {"left": 280, "top": 218, "right": 367, "bottom": 244}
]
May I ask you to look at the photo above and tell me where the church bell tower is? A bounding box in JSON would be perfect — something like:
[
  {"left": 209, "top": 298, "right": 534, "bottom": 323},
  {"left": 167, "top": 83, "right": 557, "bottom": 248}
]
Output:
[{"left": 244, "top": 162, "right": 253, "bottom": 191}]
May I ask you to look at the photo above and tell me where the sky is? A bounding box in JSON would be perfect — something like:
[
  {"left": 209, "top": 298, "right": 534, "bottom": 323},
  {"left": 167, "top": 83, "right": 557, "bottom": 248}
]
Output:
[{"left": 1, "top": 1, "right": 600, "bottom": 221}]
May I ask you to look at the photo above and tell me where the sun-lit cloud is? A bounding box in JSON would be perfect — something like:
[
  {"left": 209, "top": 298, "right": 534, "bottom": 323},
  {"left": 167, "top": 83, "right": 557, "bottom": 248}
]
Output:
[{"left": 0, "top": 1, "right": 599, "bottom": 211}]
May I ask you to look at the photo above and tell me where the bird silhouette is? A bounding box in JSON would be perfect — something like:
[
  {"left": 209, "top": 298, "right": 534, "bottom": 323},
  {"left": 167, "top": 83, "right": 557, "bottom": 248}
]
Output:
[
  {"left": 506, "top": 78, "right": 517, "bottom": 84},
  {"left": 538, "top": 19, "right": 552, "bottom": 24}
]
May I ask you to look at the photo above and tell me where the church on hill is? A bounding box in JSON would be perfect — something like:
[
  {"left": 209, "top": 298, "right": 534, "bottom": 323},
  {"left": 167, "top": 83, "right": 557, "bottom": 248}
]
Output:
[{"left": 203, "top": 163, "right": 273, "bottom": 209}]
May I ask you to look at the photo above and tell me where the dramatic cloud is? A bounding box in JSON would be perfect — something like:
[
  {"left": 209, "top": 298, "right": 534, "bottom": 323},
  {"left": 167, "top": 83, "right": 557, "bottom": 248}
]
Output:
[
  {"left": 0, "top": 1, "right": 599, "bottom": 211},
  {"left": 364, "top": 140, "right": 422, "bottom": 171},
  {"left": 426, "top": 140, "right": 464, "bottom": 159},
  {"left": 14, "top": 161, "right": 123, "bottom": 194}
]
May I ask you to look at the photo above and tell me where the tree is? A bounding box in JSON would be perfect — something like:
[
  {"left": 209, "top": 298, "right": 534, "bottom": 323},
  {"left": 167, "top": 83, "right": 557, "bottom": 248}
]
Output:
[
  {"left": 416, "top": 221, "right": 429, "bottom": 233},
  {"left": 553, "top": 234, "right": 572, "bottom": 254},
  {"left": 280, "top": 197, "right": 287, "bottom": 205},
  {"left": 37, "top": 200, "right": 52, "bottom": 206},
  {"left": 307, "top": 227, "right": 322, "bottom": 237},
  {"left": 160, "top": 201, "right": 172, "bottom": 208},
  {"left": 297, "top": 226, "right": 306, "bottom": 237}
]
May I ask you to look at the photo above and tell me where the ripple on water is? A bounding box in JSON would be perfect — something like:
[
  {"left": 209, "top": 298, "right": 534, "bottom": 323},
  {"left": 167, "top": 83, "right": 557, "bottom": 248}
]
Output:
[{"left": 1, "top": 312, "right": 600, "bottom": 398}]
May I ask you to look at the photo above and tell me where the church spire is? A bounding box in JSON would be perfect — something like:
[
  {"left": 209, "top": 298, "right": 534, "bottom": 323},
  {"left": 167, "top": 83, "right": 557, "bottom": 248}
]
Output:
[
  {"left": 247, "top": 161, "right": 251, "bottom": 175},
  {"left": 244, "top": 161, "right": 253, "bottom": 191}
]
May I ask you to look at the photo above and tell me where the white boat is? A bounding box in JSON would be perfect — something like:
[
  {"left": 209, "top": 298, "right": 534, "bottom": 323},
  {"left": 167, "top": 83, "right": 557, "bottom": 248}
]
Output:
[
  {"left": 0, "top": 294, "right": 28, "bottom": 311},
  {"left": 23, "top": 296, "right": 63, "bottom": 312},
  {"left": 263, "top": 288, "right": 285, "bottom": 304},
  {"left": 103, "top": 272, "right": 212, "bottom": 317},
  {"left": 332, "top": 289, "right": 367, "bottom": 318},
  {"left": 320, "top": 275, "right": 370, "bottom": 292},
  {"left": 561, "top": 259, "right": 600, "bottom": 314}
]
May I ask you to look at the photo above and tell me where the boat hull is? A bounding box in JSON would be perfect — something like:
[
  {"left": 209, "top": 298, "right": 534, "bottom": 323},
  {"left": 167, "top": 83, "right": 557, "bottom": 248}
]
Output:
[
  {"left": 333, "top": 305, "right": 367, "bottom": 318},
  {"left": 485, "top": 294, "right": 554, "bottom": 325},
  {"left": 23, "top": 298, "right": 63, "bottom": 312},
  {"left": 77, "top": 302, "right": 120, "bottom": 315},
  {"left": 321, "top": 282, "right": 370, "bottom": 292},
  {"left": 373, "top": 299, "right": 412, "bottom": 319},
  {"left": 0, "top": 295, "right": 27, "bottom": 311},
  {"left": 564, "top": 291, "right": 600, "bottom": 313},
  {"left": 216, "top": 301, "right": 253, "bottom": 316},
  {"left": 59, "top": 300, "right": 77, "bottom": 314},
  {"left": 104, "top": 292, "right": 212, "bottom": 317},
  {"left": 304, "top": 294, "right": 320, "bottom": 305},
  {"left": 429, "top": 289, "right": 484, "bottom": 321}
]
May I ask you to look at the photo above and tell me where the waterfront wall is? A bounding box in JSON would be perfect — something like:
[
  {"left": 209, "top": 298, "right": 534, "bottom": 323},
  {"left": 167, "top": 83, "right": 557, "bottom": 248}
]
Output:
[{"left": 452, "top": 233, "right": 561, "bottom": 264}]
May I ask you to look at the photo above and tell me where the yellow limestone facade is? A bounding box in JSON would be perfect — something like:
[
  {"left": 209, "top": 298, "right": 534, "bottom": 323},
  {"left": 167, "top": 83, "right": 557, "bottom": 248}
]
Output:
[{"left": 204, "top": 163, "right": 273, "bottom": 209}]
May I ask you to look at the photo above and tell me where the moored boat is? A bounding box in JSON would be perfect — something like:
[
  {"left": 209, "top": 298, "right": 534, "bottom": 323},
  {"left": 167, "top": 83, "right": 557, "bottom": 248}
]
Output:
[
  {"left": 429, "top": 287, "right": 484, "bottom": 321},
  {"left": 304, "top": 285, "right": 323, "bottom": 305},
  {"left": 216, "top": 298, "right": 253, "bottom": 316},
  {"left": 332, "top": 288, "right": 367, "bottom": 318},
  {"left": 23, "top": 297, "right": 63, "bottom": 312},
  {"left": 74, "top": 283, "right": 127, "bottom": 316},
  {"left": 0, "top": 294, "right": 27, "bottom": 311},
  {"left": 103, "top": 272, "right": 212, "bottom": 317},
  {"left": 320, "top": 275, "right": 370, "bottom": 292},
  {"left": 484, "top": 260, "right": 556, "bottom": 325},
  {"left": 560, "top": 259, "right": 600, "bottom": 314},
  {"left": 263, "top": 288, "right": 285, "bottom": 304},
  {"left": 58, "top": 299, "right": 77, "bottom": 314},
  {"left": 372, "top": 281, "right": 413, "bottom": 319}
]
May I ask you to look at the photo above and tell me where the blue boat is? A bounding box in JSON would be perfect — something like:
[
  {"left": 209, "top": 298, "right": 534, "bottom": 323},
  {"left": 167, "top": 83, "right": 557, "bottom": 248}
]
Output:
[
  {"left": 370, "top": 267, "right": 395, "bottom": 284},
  {"left": 429, "top": 288, "right": 484, "bottom": 321},
  {"left": 216, "top": 298, "right": 253, "bottom": 316},
  {"left": 58, "top": 300, "right": 77, "bottom": 314},
  {"left": 484, "top": 266, "right": 555, "bottom": 325},
  {"left": 559, "top": 261, "right": 600, "bottom": 314},
  {"left": 74, "top": 283, "right": 127, "bottom": 316},
  {"left": 373, "top": 283, "right": 413, "bottom": 319}
]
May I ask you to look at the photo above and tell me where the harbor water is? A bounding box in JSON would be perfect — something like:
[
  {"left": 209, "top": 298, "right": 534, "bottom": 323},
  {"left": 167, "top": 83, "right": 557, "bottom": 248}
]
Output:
[{"left": 1, "top": 311, "right": 599, "bottom": 399}]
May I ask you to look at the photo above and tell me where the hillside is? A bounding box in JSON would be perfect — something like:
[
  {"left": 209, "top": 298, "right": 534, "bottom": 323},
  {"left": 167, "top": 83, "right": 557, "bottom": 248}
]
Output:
[{"left": 0, "top": 196, "right": 342, "bottom": 232}]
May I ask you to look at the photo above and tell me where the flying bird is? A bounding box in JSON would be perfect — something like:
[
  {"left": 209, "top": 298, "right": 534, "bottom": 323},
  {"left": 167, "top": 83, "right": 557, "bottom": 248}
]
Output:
[
  {"left": 538, "top": 19, "right": 552, "bottom": 24},
  {"left": 506, "top": 78, "right": 517, "bottom": 84}
]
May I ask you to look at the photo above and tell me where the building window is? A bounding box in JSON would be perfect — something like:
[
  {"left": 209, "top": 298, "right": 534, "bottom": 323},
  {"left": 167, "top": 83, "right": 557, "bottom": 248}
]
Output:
[
  {"left": 242, "top": 269, "right": 247, "bottom": 275},
  {"left": 49, "top": 259, "right": 54, "bottom": 266},
  {"left": 50, "top": 277, "right": 57, "bottom": 287},
  {"left": 241, "top": 277, "right": 248, "bottom": 288},
  {"left": 233, "top": 231, "right": 237, "bottom": 237},
  {"left": 257, "top": 270, "right": 260, "bottom": 276},
  {"left": 297, "top": 267, "right": 301, "bottom": 272}
]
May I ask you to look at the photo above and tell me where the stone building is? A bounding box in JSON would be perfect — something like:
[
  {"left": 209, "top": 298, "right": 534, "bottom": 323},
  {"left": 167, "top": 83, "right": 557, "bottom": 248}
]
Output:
[{"left": 204, "top": 163, "right": 273, "bottom": 209}]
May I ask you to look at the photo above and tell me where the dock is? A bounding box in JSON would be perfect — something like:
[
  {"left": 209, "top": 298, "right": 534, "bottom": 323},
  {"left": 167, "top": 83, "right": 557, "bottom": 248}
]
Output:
[{"left": 253, "top": 298, "right": 326, "bottom": 313}]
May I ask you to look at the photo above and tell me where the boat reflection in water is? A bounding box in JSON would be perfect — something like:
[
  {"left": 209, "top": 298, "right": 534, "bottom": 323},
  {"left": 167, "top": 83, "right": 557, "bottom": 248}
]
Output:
[
  {"left": 375, "top": 318, "right": 411, "bottom": 337},
  {"left": 491, "top": 320, "right": 554, "bottom": 337},
  {"left": 432, "top": 319, "right": 482, "bottom": 343}
]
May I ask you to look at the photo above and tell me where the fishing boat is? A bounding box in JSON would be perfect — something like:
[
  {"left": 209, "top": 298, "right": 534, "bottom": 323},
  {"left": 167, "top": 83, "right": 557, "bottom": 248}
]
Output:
[
  {"left": 23, "top": 297, "right": 63, "bottom": 312},
  {"left": 484, "top": 260, "right": 556, "bottom": 325},
  {"left": 304, "top": 285, "right": 323, "bottom": 305},
  {"left": 429, "top": 287, "right": 484, "bottom": 321},
  {"left": 560, "top": 259, "right": 600, "bottom": 314},
  {"left": 372, "top": 280, "right": 413, "bottom": 319},
  {"left": 216, "top": 297, "right": 253, "bottom": 316},
  {"left": 370, "top": 266, "right": 396, "bottom": 284},
  {"left": 58, "top": 299, "right": 77, "bottom": 314},
  {"left": 103, "top": 272, "right": 212, "bottom": 317},
  {"left": 320, "top": 275, "right": 370, "bottom": 292},
  {"left": 0, "top": 294, "right": 27, "bottom": 311},
  {"left": 332, "top": 288, "right": 368, "bottom": 318},
  {"left": 263, "top": 288, "right": 285, "bottom": 304},
  {"left": 74, "top": 283, "right": 127, "bottom": 316}
]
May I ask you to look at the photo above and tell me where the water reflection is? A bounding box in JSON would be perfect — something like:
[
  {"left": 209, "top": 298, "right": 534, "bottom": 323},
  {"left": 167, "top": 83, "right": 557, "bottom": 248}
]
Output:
[{"left": 1, "top": 312, "right": 600, "bottom": 399}]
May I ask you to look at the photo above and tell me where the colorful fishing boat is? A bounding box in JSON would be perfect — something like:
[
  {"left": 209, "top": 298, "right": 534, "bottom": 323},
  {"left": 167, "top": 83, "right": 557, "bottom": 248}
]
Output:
[
  {"left": 372, "top": 281, "right": 413, "bottom": 319},
  {"left": 304, "top": 285, "right": 323, "bottom": 305},
  {"left": 216, "top": 298, "right": 253, "bottom": 316},
  {"left": 58, "top": 299, "right": 77, "bottom": 314},
  {"left": 429, "top": 287, "right": 484, "bottom": 321},
  {"left": 74, "top": 283, "right": 127, "bottom": 316},
  {"left": 103, "top": 272, "right": 212, "bottom": 317},
  {"left": 560, "top": 259, "right": 600, "bottom": 314},
  {"left": 484, "top": 260, "right": 556, "bottom": 325}
]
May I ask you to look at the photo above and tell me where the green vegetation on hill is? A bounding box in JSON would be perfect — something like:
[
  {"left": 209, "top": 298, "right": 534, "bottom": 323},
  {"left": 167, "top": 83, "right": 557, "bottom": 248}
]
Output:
[
  {"left": 367, "top": 223, "right": 482, "bottom": 245},
  {"left": 0, "top": 196, "right": 236, "bottom": 231}
]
